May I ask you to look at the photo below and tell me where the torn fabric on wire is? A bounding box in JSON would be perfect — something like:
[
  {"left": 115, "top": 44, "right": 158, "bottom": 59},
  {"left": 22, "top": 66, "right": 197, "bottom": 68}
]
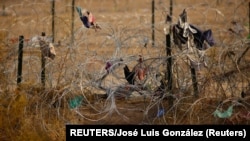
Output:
[{"left": 173, "top": 9, "right": 215, "bottom": 50}]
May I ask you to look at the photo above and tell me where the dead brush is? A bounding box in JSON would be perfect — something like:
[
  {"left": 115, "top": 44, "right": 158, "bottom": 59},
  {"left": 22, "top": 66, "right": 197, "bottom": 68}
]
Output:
[{"left": 0, "top": 30, "right": 10, "bottom": 89}]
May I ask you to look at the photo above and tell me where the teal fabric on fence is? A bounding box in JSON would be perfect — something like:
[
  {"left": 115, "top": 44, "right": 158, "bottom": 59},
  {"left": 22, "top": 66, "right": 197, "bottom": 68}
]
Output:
[
  {"left": 76, "top": 6, "right": 83, "bottom": 17},
  {"left": 213, "top": 105, "right": 234, "bottom": 118},
  {"left": 68, "top": 95, "right": 84, "bottom": 109}
]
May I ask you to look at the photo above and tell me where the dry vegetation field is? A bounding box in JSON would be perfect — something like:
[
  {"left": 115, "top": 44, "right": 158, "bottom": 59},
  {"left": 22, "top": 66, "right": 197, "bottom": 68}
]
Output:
[{"left": 0, "top": 0, "right": 250, "bottom": 140}]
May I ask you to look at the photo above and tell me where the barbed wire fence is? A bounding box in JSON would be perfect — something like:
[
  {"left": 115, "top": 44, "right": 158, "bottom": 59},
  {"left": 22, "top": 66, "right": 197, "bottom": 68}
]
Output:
[{"left": 0, "top": 0, "right": 249, "bottom": 126}]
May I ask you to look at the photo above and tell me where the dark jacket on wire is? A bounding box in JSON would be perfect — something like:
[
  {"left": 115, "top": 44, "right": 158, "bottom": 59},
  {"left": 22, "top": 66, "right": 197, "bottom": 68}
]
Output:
[
  {"left": 173, "top": 24, "right": 215, "bottom": 50},
  {"left": 124, "top": 65, "right": 136, "bottom": 85}
]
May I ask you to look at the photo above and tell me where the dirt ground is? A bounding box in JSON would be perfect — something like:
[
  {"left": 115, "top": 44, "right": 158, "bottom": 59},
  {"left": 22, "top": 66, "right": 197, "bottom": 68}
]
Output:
[{"left": 0, "top": 0, "right": 250, "bottom": 140}]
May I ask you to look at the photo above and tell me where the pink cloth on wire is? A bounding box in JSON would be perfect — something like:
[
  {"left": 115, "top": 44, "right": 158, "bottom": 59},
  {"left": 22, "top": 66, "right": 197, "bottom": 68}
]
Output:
[
  {"left": 105, "top": 62, "right": 112, "bottom": 73},
  {"left": 88, "top": 13, "right": 95, "bottom": 24}
]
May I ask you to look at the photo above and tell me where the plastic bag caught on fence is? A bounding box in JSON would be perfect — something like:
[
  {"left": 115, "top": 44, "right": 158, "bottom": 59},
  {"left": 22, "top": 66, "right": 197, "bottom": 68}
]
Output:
[
  {"left": 68, "top": 95, "right": 84, "bottom": 109},
  {"left": 157, "top": 108, "right": 165, "bottom": 117},
  {"left": 213, "top": 105, "right": 234, "bottom": 118}
]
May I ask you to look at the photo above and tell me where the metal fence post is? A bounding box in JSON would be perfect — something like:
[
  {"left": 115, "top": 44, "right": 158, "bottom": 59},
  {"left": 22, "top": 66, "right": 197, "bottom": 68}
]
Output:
[
  {"left": 51, "top": 0, "right": 55, "bottom": 43},
  {"left": 71, "top": 0, "right": 75, "bottom": 46},
  {"left": 151, "top": 0, "right": 155, "bottom": 47},
  {"left": 166, "top": 0, "right": 173, "bottom": 106},
  {"left": 41, "top": 32, "right": 46, "bottom": 88},
  {"left": 17, "top": 35, "right": 24, "bottom": 84},
  {"left": 190, "top": 66, "right": 198, "bottom": 97}
]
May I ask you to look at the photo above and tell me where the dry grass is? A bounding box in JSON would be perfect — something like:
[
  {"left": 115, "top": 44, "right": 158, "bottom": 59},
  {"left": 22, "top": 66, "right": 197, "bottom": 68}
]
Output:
[{"left": 0, "top": 0, "right": 250, "bottom": 140}]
